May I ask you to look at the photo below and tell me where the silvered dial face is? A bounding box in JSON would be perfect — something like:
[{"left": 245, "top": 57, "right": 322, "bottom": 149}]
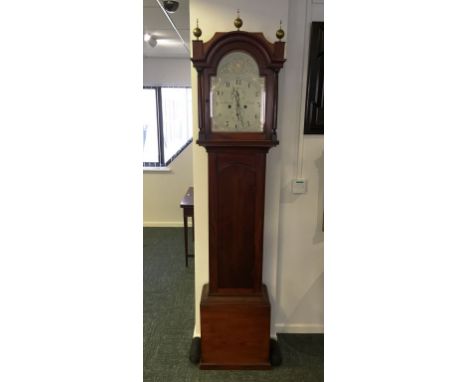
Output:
[{"left": 210, "top": 51, "right": 265, "bottom": 132}]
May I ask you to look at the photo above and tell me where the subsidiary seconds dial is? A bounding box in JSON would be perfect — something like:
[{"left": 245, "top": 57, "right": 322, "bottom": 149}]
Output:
[{"left": 210, "top": 51, "right": 265, "bottom": 132}]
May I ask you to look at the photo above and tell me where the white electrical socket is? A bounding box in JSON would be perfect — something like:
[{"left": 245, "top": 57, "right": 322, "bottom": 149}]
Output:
[{"left": 292, "top": 178, "right": 307, "bottom": 194}]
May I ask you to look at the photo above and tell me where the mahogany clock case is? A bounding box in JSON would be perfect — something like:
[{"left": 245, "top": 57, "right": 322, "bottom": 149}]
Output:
[{"left": 192, "top": 30, "right": 285, "bottom": 370}]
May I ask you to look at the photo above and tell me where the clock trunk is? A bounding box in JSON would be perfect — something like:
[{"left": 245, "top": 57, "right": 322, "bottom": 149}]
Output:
[{"left": 207, "top": 148, "right": 267, "bottom": 295}]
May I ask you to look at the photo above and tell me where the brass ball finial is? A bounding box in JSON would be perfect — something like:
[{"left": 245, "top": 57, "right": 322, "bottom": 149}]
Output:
[
  {"left": 193, "top": 19, "right": 202, "bottom": 40},
  {"left": 234, "top": 9, "right": 243, "bottom": 30},
  {"left": 276, "top": 20, "right": 285, "bottom": 40}
]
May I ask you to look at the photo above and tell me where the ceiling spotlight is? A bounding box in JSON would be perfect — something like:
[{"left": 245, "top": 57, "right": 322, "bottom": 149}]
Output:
[
  {"left": 163, "top": 1, "right": 179, "bottom": 13},
  {"left": 143, "top": 33, "right": 151, "bottom": 42},
  {"left": 148, "top": 35, "right": 158, "bottom": 48}
]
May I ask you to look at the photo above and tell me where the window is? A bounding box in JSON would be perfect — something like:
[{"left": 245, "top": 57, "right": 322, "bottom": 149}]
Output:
[{"left": 143, "top": 87, "right": 192, "bottom": 168}]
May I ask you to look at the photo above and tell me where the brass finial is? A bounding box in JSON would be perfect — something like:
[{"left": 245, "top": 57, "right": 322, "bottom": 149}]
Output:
[
  {"left": 193, "top": 19, "right": 202, "bottom": 40},
  {"left": 234, "top": 9, "right": 243, "bottom": 30},
  {"left": 276, "top": 20, "right": 285, "bottom": 40}
]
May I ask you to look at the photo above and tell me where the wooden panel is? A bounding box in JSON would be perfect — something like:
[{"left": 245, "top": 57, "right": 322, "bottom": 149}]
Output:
[
  {"left": 208, "top": 149, "right": 266, "bottom": 294},
  {"left": 200, "top": 284, "right": 271, "bottom": 369},
  {"left": 217, "top": 155, "right": 256, "bottom": 289}
]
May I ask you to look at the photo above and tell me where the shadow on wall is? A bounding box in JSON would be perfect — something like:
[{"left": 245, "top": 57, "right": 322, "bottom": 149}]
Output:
[{"left": 314, "top": 149, "right": 324, "bottom": 244}]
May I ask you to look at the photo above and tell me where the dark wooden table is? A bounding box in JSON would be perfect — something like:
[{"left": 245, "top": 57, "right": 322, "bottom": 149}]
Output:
[{"left": 180, "top": 186, "right": 194, "bottom": 267}]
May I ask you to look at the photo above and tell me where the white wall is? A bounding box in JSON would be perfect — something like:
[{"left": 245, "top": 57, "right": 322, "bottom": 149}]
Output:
[
  {"left": 275, "top": 0, "right": 324, "bottom": 333},
  {"left": 143, "top": 58, "right": 194, "bottom": 226},
  {"left": 143, "top": 57, "right": 191, "bottom": 86},
  {"left": 143, "top": 145, "right": 193, "bottom": 226},
  {"left": 190, "top": 0, "right": 324, "bottom": 336}
]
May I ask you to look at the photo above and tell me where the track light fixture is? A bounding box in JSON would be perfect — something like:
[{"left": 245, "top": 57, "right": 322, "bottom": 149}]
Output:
[{"left": 148, "top": 35, "right": 158, "bottom": 47}]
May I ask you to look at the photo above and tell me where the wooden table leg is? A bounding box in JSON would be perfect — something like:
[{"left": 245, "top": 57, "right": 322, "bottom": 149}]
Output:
[{"left": 183, "top": 211, "right": 189, "bottom": 267}]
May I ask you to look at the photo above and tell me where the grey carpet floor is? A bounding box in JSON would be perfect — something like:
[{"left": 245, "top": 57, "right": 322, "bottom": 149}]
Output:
[{"left": 144, "top": 227, "right": 324, "bottom": 382}]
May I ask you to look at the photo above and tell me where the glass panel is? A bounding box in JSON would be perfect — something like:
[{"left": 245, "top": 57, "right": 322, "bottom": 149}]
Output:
[
  {"left": 161, "top": 88, "right": 192, "bottom": 162},
  {"left": 142, "top": 88, "right": 159, "bottom": 163}
]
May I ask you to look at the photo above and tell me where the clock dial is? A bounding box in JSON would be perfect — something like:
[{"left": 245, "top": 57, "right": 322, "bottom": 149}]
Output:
[{"left": 210, "top": 51, "right": 265, "bottom": 132}]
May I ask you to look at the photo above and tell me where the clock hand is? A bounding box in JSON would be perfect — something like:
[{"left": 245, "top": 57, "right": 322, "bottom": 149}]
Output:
[
  {"left": 232, "top": 88, "right": 245, "bottom": 129},
  {"left": 232, "top": 88, "right": 240, "bottom": 108},
  {"left": 236, "top": 99, "right": 245, "bottom": 128}
]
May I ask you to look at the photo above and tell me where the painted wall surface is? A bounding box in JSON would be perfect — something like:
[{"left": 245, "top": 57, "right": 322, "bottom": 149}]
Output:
[
  {"left": 143, "top": 144, "right": 193, "bottom": 226},
  {"left": 143, "top": 57, "right": 191, "bottom": 86},
  {"left": 275, "top": 0, "right": 324, "bottom": 333},
  {"left": 190, "top": 0, "right": 324, "bottom": 335},
  {"left": 143, "top": 58, "right": 194, "bottom": 226}
]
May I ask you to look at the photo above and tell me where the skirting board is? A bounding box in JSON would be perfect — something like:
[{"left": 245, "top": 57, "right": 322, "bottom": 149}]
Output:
[
  {"left": 144, "top": 221, "right": 192, "bottom": 227},
  {"left": 192, "top": 324, "right": 324, "bottom": 338},
  {"left": 274, "top": 323, "right": 324, "bottom": 334}
]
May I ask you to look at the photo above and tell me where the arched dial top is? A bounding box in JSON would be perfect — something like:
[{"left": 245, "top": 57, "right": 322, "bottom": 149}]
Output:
[
  {"left": 192, "top": 31, "right": 285, "bottom": 148},
  {"left": 210, "top": 51, "right": 265, "bottom": 132}
]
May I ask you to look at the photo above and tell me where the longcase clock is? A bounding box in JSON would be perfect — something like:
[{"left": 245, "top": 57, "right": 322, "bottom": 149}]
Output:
[{"left": 191, "top": 15, "right": 286, "bottom": 369}]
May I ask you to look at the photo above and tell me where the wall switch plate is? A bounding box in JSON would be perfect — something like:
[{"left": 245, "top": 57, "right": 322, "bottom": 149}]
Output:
[{"left": 292, "top": 178, "right": 307, "bottom": 194}]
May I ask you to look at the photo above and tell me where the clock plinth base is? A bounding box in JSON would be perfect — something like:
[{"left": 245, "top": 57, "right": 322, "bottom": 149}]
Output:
[{"left": 200, "top": 284, "right": 271, "bottom": 370}]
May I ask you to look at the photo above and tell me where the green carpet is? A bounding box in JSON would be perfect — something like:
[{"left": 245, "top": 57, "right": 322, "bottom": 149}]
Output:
[{"left": 144, "top": 227, "right": 324, "bottom": 382}]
